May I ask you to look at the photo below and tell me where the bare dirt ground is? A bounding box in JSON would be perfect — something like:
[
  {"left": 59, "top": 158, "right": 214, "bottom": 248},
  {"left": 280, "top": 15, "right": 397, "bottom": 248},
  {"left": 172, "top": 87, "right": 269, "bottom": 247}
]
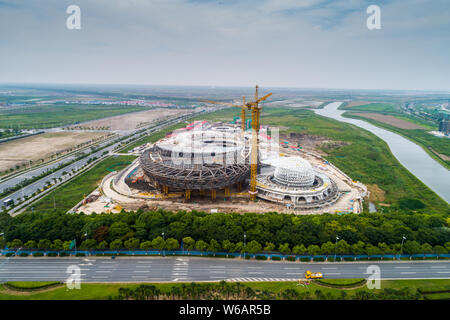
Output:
[
  {"left": 366, "top": 184, "right": 386, "bottom": 202},
  {"left": 345, "top": 101, "right": 371, "bottom": 108},
  {"left": 351, "top": 113, "right": 425, "bottom": 130},
  {"left": 0, "top": 132, "right": 107, "bottom": 172},
  {"left": 281, "top": 133, "right": 350, "bottom": 156},
  {"left": 71, "top": 108, "right": 189, "bottom": 131}
]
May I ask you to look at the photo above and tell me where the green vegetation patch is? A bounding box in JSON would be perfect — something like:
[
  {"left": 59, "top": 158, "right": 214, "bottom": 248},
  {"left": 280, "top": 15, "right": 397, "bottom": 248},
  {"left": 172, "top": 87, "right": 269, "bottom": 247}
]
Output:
[
  {"left": 316, "top": 278, "right": 366, "bottom": 288},
  {"left": 5, "top": 281, "right": 61, "bottom": 290}
]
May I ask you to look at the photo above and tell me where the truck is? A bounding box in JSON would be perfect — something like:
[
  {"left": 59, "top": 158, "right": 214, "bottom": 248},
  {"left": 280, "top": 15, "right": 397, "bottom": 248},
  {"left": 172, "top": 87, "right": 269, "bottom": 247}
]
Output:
[
  {"left": 3, "top": 198, "right": 14, "bottom": 207},
  {"left": 305, "top": 270, "right": 323, "bottom": 279}
]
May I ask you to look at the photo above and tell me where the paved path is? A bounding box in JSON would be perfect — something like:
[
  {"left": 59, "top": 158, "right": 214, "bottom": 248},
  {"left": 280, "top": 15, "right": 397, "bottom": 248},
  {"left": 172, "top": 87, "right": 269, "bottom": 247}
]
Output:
[{"left": 0, "top": 257, "right": 448, "bottom": 283}]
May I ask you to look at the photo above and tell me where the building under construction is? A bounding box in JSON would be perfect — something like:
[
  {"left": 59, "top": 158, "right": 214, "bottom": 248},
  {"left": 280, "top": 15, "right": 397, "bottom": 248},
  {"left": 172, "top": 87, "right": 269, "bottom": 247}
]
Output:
[{"left": 132, "top": 122, "right": 251, "bottom": 200}]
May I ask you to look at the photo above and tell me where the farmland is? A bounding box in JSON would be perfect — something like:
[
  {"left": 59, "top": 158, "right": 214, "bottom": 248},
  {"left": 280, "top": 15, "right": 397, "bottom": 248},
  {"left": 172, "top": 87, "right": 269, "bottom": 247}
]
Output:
[{"left": 0, "top": 104, "right": 152, "bottom": 129}]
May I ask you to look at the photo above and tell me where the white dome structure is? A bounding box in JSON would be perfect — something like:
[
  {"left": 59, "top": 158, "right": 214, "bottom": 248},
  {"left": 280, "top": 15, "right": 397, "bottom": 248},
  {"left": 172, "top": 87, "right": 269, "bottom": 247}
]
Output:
[{"left": 273, "top": 157, "right": 315, "bottom": 187}]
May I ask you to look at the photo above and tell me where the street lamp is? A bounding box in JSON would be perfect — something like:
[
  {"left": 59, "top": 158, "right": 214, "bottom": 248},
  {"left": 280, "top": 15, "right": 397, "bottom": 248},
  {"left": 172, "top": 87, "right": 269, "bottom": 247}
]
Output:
[
  {"left": 399, "top": 235, "right": 406, "bottom": 260},
  {"left": 162, "top": 232, "right": 165, "bottom": 257},
  {"left": 243, "top": 233, "right": 247, "bottom": 259},
  {"left": 334, "top": 236, "right": 339, "bottom": 261}
]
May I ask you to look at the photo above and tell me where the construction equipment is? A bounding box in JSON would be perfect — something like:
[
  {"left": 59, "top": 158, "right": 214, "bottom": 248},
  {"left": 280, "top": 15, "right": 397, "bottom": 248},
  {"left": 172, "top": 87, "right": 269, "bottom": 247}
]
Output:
[
  {"left": 199, "top": 85, "right": 272, "bottom": 201},
  {"left": 305, "top": 270, "right": 323, "bottom": 279}
]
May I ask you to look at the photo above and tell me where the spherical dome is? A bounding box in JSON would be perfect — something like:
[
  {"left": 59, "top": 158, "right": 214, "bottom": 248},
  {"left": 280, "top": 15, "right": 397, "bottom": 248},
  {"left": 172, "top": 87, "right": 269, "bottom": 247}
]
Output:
[{"left": 273, "top": 157, "right": 315, "bottom": 187}]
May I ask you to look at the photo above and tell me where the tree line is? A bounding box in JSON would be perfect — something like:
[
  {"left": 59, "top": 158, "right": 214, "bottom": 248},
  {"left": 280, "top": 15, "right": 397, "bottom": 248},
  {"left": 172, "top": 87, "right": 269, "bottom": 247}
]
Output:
[{"left": 1, "top": 209, "right": 449, "bottom": 254}]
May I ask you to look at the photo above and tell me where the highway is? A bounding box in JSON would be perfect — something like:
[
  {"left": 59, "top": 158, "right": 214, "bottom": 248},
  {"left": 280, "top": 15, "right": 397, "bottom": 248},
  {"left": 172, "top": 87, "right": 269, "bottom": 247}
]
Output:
[
  {"left": 0, "top": 112, "right": 201, "bottom": 210},
  {"left": 0, "top": 257, "right": 449, "bottom": 283}
]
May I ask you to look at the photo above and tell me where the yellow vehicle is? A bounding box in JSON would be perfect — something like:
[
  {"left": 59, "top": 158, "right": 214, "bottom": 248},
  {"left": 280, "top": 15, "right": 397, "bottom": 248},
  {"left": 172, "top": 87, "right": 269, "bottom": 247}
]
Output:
[{"left": 305, "top": 270, "right": 323, "bottom": 279}]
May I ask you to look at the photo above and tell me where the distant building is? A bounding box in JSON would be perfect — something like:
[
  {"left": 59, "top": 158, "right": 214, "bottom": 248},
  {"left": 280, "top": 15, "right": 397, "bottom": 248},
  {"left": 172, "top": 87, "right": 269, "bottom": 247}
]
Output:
[{"left": 439, "top": 119, "right": 450, "bottom": 135}]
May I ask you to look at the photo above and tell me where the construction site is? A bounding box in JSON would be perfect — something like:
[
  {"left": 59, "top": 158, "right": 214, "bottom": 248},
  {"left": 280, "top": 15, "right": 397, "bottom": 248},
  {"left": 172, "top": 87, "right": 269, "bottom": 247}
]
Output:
[{"left": 74, "top": 86, "right": 368, "bottom": 215}]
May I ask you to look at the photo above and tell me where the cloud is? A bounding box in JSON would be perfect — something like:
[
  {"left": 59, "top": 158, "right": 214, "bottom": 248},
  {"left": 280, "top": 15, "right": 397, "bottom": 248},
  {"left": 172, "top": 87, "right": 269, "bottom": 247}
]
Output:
[{"left": 0, "top": 0, "right": 449, "bottom": 91}]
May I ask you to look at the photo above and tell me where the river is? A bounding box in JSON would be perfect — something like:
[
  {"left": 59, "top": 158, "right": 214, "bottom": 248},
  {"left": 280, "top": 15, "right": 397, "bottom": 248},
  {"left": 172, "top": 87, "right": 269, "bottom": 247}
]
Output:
[{"left": 314, "top": 102, "right": 450, "bottom": 203}]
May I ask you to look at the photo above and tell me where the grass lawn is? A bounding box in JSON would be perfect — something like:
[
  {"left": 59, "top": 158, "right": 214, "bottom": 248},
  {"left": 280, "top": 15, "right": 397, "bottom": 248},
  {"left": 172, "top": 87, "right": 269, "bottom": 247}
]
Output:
[
  {"left": 0, "top": 279, "right": 449, "bottom": 300},
  {"left": 26, "top": 155, "right": 137, "bottom": 213}
]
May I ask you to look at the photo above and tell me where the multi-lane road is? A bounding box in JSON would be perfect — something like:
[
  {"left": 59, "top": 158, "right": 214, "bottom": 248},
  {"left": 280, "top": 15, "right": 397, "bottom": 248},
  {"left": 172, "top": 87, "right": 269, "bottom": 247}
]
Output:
[
  {"left": 0, "top": 112, "right": 201, "bottom": 211},
  {"left": 0, "top": 257, "right": 449, "bottom": 283}
]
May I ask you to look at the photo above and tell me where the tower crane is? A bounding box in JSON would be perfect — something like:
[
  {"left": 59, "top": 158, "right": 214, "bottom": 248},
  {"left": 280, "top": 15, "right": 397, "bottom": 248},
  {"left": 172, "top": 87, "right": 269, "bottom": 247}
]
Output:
[{"left": 199, "top": 85, "right": 272, "bottom": 200}]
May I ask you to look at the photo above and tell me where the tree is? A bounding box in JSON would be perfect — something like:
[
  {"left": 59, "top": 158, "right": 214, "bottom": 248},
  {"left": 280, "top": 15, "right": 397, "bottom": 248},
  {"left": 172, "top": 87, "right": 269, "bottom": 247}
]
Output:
[
  {"left": 264, "top": 242, "right": 275, "bottom": 252},
  {"left": 222, "top": 240, "right": 235, "bottom": 253},
  {"left": 246, "top": 240, "right": 262, "bottom": 254},
  {"left": 63, "top": 240, "right": 72, "bottom": 251},
  {"left": 182, "top": 237, "right": 195, "bottom": 251},
  {"left": 321, "top": 241, "right": 334, "bottom": 255},
  {"left": 365, "top": 244, "right": 380, "bottom": 256},
  {"left": 307, "top": 245, "right": 320, "bottom": 256},
  {"left": 403, "top": 241, "right": 421, "bottom": 254},
  {"left": 377, "top": 242, "right": 392, "bottom": 255},
  {"left": 152, "top": 236, "right": 166, "bottom": 251},
  {"left": 80, "top": 239, "right": 97, "bottom": 250},
  {"left": 421, "top": 243, "right": 432, "bottom": 254},
  {"left": 124, "top": 238, "right": 140, "bottom": 250},
  {"left": 52, "top": 239, "right": 63, "bottom": 251},
  {"left": 109, "top": 222, "right": 133, "bottom": 240},
  {"left": 38, "top": 239, "right": 52, "bottom": 250},
  {"left": 292, "top": 244, "right": 307, "bottom": 255},
  {"left": 444, "top": 242, "right": 450, "bottom": 253},
  {"left": 24, "top": 240, "right": 37, "bottom": 249},
  {"left": 336, "top": 240, "right": 350, "bottom": 255},
  {"left": 279, "top": 243, "right": 291, "bottom": 255},
  {"left": 351, "top": 241, "right": 366, "bottom": 255},
  {"left": 207, "top": 239, "right": 221, "bottom": 253},
  {"left": 433, "top": 245, "right": 447, "bottom": 255},
  {"left": 97, "top": 240, "right": 108, "bottom": 250},
  {"left": 9, "top": 239, "right": 23, "bottom": 249},
  {"left": 166, "top": 238, "right": 179, "bottom": 251},
  {"left": 195, "top": 240, "right": 208, "bottom": 253},
  {"left": 140, "top": 241, "right": 152, "bottom": 250},
  {"left": 110, "top": 239, "right": 123, "bottom": 250}
]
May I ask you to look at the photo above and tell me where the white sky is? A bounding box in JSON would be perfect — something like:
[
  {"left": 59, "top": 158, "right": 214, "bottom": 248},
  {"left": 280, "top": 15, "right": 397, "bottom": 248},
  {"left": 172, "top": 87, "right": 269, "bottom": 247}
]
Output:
[{"left": 0, "top": 0, "right": 449, "bottom": 91}]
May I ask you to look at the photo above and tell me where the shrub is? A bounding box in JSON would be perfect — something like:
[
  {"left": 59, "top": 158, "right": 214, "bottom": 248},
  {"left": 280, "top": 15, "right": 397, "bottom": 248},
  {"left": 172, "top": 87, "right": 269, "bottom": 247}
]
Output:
[
  {"left": 32, "top": 252, "right": 44, "bottom": 257},
  {"left": 5, "top": 252, "right": 14, "bottom": 257},
  {"left": 255, "top": 255, "right": 268, "bottom": 260},
  {"left": 271, "top": 256, "right": 281, "bottom": 261},
  {"left": 327, "top": 257, "right": 341, "bottom": 262},
  {"left": 286, "top": 256, "right": 296, "bottom": 262},
  {"left": 300, "top": 257, "right": 311, "bottom": 262},
  {"left": 19, "top": 252, "right": 29, "bottom": 257},
  {"left": 244, "top": 255, "right": 251, "bottom": 259},
  {"left": 343, "top": 257, "right": 355, "bottom": 261},
  {"left": 47, "top": 252, "right": 57, "bottom": 257},
  {"left": 75, "top": 253, "right": 85, "bottom": 257},
  {"left": 59, "top": 252, "right": 68, "bottom": 257},
  {"left": 313, "top": 257, "right": 325, "bottom": 262}
]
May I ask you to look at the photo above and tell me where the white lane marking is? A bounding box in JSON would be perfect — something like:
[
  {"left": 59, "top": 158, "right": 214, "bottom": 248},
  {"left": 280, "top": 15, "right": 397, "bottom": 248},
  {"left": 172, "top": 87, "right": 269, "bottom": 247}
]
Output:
[
  {"left": 324, "top": 273, "right": 341, "bottom": 275},
  {"left": 436, "top": 271, "right": 450, "bottom": 274},
  {"left": 248, "top": 267, "right": 262, "bottom": 269},
  {"left": 395, "top": 267, "right": 411, "bottom": 269},
  {"left": 321, "top": 267, "right": 337, "bottom": 270},
  {"left": 91, "top": 276, "right": 109, "bottom": 279},
  {"left": 210, "top": 271, "right": 226, "bottom": 274},
  {"left": 284, "top": 267, "right": 301, "bottom": 270},
  {"left": 248, "top": 272, "right": 264, "bottom": 275},
  {"left": 431, "top": 266, "right": 447, "bottom": 269},
  {"left": 209, "top": 266, "right": 225, "bottom": 268},
  {"left": 133, "top": 270, "right": 150, "bottom": 273},
  {"left": 95, "top": 270, "right": 112, "bottom": 273},
  {"left": 135, "top": 265, "right": 151, "bottom": 268},
  {"left": 286, "top": 273, "right": 303, "bottom": 275},
  {"left": 400, "top": 272, "right": 416, "bottom": 274}
]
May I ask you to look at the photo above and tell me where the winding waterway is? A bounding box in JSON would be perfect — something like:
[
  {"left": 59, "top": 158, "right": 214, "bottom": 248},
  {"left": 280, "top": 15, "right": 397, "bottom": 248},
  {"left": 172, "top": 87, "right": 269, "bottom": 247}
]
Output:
[{"left": 314, "top": 102, "right": 450, "bottom": 203}]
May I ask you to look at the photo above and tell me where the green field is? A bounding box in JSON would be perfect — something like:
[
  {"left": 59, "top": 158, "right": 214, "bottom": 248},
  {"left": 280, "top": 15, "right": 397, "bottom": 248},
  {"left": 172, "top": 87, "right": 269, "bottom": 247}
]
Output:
[
  {"left": 26, "top": 155, "right": 137, "bottom": 213},
  {"left": 0, "top": 104, "right": 150, "bottom": 129},
  {"left": 196, "top": 107, "right": 448, "bottom": 212},
  {"left": 0, "top": 279, "right": 448, "bottom": 300},
  {"left": 340, "top": 102, "right": 401, "bottom": 113}
]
